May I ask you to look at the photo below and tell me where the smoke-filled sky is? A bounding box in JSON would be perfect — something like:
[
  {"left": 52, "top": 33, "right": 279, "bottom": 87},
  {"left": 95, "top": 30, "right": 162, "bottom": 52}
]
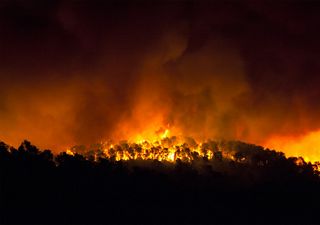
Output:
[{"left": 0, "top": 0, "right": 320, "bottom": 160}]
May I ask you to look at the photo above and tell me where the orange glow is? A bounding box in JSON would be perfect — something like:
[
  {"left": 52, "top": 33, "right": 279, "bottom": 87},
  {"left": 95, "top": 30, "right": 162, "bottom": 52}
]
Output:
[
  {"left": 0, "top": 1, "right": 319, "bottom": 175},
  {"left": 101, "top": 141, "right": 210, "bottom": 162},
  {"left": 66, "top": 149, "right": 75, "bottom": 156},
  {"left": 60, "top": 124, "right": 320, "bottom": 165},
  {"left": 80, "top": 128, "right": 217, "bottom": 162},
  {"left": 265, "top": 130, "right": 320, "bottom": 163}
]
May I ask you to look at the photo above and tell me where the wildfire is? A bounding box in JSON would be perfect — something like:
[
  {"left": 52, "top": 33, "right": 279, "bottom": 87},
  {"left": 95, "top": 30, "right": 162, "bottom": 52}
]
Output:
[
  {"left": 62, "top": 127, "right": 319, "bottom": 173},
  {"left": 265, "top": 130, "right": 320, "bottom": 163},
  {"left": 102, "top": 138, "right": 212, "bottom": 162},
  {"left": 67, "top": 128, "right": 217, "bottom": 162}
]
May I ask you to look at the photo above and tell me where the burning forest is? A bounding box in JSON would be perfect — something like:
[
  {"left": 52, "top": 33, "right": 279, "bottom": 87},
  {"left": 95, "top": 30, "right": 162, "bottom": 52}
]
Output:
[
  {"left": 67, "top": 131, "right": 320, "bottom": 169},
  {"left": 1, "top": 0, "right": 320, "bottom": 163},
  {"left": 1, "top": 0, "right": 320, "bottom": 224},
  {"left": 1, "top": 139, "right": 320, "bottom": 224}
]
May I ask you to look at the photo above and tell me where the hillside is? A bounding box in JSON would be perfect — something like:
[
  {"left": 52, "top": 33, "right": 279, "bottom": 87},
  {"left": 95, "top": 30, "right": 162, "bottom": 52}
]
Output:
[{"left": 1, "top": 140, "right": 319, "bottom": 224}]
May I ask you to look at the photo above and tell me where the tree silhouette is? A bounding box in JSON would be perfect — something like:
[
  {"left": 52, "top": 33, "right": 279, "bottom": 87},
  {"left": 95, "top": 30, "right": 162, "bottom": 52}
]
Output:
[{"left": 0, "top": 140, "right": 319, "bottom": 224}]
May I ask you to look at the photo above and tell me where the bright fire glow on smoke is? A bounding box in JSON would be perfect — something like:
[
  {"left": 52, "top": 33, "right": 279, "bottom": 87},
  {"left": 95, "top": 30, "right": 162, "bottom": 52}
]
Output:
[
  {"left": 66, "top": 128, "right": 215, "bottom": 162},
  {"left": 265, "top": 130, "right": 320, "bottom": 163},
  {"left": 0, "top": 1, "right": 320, "bottom": 164}
]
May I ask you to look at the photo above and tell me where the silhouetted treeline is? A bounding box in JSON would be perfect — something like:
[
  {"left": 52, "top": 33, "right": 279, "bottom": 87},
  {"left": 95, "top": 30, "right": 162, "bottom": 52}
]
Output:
[{"left": 1, "top": 140, "right": 320, "bottom": 224}]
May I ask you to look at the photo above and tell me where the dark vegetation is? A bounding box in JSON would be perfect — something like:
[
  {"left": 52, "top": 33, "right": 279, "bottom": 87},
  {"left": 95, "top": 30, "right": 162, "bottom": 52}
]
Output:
[{"left": 1, "top": 140, "right": 320, "bottom": 224}]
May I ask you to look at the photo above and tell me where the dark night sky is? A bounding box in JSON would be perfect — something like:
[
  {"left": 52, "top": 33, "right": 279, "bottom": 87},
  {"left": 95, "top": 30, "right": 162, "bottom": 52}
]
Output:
[{"left": 0, "top": 0, "right": 320, "bottom": 160}]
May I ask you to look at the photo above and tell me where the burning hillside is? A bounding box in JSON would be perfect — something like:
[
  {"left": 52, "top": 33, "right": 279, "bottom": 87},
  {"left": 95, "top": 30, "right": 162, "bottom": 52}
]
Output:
[
  {"left": 1, "top": 0, "right": 320, "bottom": 164},
  {"left": 1, "top": 1, "right": 320, "bottom": 224},
  {"left": 1, "top": 139, "right": 320, "bottom": 224},
  {"left": 60, "top": 128, "right": 319, "bottom": 172},
  {"left": 67, "top": 130, "right": 216, "bottom": 162}
]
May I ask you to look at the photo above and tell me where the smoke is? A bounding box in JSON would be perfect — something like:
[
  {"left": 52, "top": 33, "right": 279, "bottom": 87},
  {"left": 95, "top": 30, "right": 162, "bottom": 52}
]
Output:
[{"left": 0, "top": 0, "right": 320, "bottom": 160}]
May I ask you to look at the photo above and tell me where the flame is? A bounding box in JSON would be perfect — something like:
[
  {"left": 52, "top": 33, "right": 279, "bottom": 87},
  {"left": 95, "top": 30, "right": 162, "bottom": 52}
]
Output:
[
  {"left": 64, "top": 126, "right": 320, "bottom": 168},
  {"left": 265, "top": 130, "right": 320, "bottom": 163},
  {"left": 161, "top": 129, "right": 170, "bottom": 139},
  {"left": 62, "top": 128, "right": 320, "bottom": 173},
  {"left": 101, "top": 140, "right": 211, "bottom": 162},
  {"left": 66, "top": 149, "right": 75, "bottom": 156},
  {"left": 77, "top": 128, "right": 218, "bottom": 162}
]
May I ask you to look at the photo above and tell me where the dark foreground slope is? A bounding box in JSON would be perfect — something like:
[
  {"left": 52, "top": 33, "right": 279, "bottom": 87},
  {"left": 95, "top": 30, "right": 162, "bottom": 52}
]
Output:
[{"left": 1, "top": 141, "right": 320, "bottom": 224}]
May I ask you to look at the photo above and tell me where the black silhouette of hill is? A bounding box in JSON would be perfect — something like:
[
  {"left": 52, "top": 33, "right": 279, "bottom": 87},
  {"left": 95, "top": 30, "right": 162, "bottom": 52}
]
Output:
[{"left": 0, "top": 140, "right": 319, "bottom": 224}]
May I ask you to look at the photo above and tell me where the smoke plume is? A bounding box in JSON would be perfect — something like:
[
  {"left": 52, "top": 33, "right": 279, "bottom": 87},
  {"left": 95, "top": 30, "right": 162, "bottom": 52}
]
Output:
[{"left": 0, "top": 0, "right": 320, "bottom": 161}]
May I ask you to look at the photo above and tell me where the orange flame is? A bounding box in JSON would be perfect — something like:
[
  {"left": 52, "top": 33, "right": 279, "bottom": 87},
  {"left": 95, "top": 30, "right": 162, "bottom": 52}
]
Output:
[
  {"left": 66, "top": 149, "right": 75, "bottom": 156},
  {"left": 68, "top": 128, "right": 217, "bottom": 162},
  {"left": 265, "top": 130, "right": 320, "bottom": 163}
]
